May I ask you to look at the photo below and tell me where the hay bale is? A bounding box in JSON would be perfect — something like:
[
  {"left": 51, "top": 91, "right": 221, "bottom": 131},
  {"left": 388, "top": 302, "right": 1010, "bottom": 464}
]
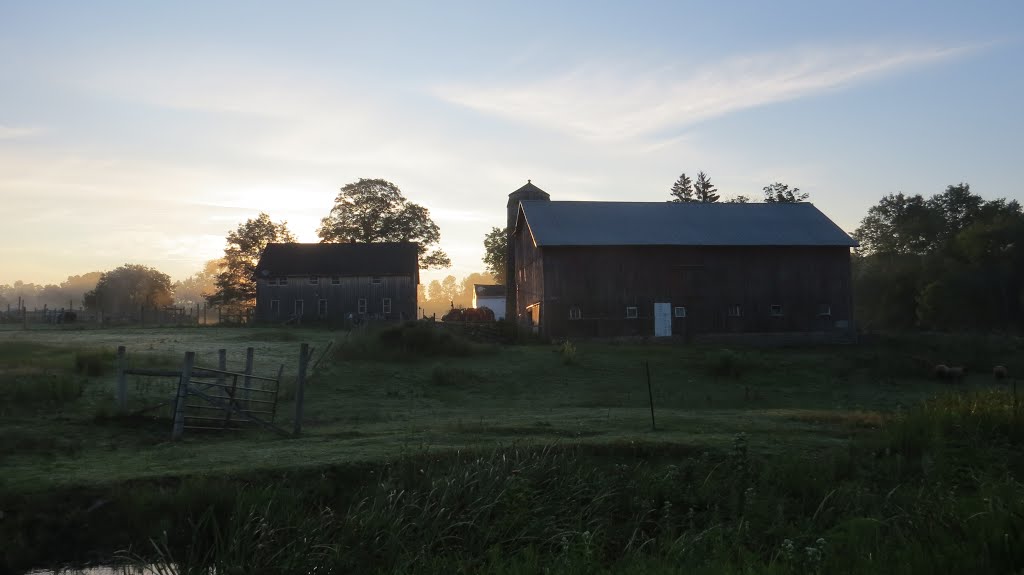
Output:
[
  {"left": 933, "top": 364, "right": 950, "bottom": 380},
  {"left": 994, "top": 365, "right": 1009, "bottom": 381}
]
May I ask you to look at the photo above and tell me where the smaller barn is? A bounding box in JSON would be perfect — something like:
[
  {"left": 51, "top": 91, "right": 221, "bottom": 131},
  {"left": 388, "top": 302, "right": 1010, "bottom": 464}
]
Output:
[
  {"left": 253, "top": 242, "right": 418, "bottom": 324},
  {"left": 472, "top": 284, "right": 507, "bottom": 320}
]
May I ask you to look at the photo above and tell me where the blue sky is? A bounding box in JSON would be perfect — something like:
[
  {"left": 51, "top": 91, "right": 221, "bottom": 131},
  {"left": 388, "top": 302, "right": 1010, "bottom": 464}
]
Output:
[{"left": 2, "top": 1, "right": 1022, "bottom": 286}]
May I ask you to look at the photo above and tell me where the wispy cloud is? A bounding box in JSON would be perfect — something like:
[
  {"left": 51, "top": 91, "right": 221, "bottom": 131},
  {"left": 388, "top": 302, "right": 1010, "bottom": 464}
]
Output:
[
  {"left": 0, "top": 124, "right": 41, "bottom": 140},
  {"left": 434, "top": 44, "right": 978, "bottom": 142}
]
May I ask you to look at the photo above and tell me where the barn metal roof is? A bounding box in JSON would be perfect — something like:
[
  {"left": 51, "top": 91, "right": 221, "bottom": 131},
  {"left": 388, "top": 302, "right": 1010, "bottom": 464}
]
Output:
[
  {"left": 518, "top": 201, "right": 858, "bottom": 247},
  {"left": 255, "top": 242, "right": 419, "bottom": 281},
  {"left": 474, "top": 284, "right": 506, "bottom": 298}
]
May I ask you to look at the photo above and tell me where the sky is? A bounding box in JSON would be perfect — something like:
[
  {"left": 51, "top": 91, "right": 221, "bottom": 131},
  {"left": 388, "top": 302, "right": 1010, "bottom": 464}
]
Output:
[{"left": 2, "top": 1, "right": 1022, "bottom": 287}]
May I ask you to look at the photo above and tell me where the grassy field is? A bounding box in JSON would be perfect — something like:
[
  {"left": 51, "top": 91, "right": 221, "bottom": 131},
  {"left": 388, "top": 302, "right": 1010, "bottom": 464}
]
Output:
[{"left": 1, "top": 323, "right": 1022, "bottom": 573}]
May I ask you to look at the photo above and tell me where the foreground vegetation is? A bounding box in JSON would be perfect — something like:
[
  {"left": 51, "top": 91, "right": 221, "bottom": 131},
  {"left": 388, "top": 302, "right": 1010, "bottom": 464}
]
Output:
[{"left": 1, "top": 325, "right": 1022, "bottom": 573}]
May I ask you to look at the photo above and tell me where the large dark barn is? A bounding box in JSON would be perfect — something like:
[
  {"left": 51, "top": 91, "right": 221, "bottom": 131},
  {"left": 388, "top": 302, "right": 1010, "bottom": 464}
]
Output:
[
  {"left": 254, "top": 242, "right": 418, "bottom": 324},
  {"left": 506, "top": 182, "right": 858, "bottom": 342}
]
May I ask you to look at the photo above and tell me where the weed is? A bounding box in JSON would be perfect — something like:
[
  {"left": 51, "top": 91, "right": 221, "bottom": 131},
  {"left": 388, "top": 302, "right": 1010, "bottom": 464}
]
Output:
[{"left": 560, "top": 340, "right": 578, "bottom": 365}]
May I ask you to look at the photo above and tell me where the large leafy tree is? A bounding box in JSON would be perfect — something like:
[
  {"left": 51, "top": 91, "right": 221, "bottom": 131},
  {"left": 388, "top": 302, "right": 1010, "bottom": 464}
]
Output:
[
  {"left": 174, "top": 259, "right": 222, "bottom": 307},
  {"left": 763, "top": 182, "right": 809, "bottom": 203},
  {"left": 208, "top": 213, "right": 295, "bottom": 308},
  {"left": 853, "top": 193, "right": 943, "bottom": 256},
  {"left": 482, "top": 227, "right": 507, "bottom": 283},
  {"left": 693, "top": 171, "right": 719, "bottom": 203},
  {"left": 317, "top": 178, "right": 451, "bottom": 268},
  {"left": 83, "top": 264, "right": 173, "bottom": 314},
  {"left": 853, "top": 183, "right": 1024, "bottom": 332},
  {"left": 669, "top": 173, "right": 696, "bottom": 203}
]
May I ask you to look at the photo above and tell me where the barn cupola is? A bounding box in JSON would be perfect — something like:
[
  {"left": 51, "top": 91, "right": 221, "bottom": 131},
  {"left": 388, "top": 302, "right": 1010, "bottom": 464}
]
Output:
[{"left": 506, "top": 180, "right": 550, "bottom": 321}]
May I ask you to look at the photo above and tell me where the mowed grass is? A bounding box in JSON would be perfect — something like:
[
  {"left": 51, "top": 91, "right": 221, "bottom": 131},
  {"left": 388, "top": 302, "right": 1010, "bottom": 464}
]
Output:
[{"left": 1, "top": 324, "right": 1018, "bottom": 494}]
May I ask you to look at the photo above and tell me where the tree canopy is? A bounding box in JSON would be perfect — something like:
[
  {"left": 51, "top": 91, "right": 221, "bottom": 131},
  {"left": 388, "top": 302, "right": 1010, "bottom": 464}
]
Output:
[
  {"left": 482, "top": 227, "right": 507, "bottom": 284},
  {"left": 317, "top": 178, "right": 451, "bottom": 269},
  {"left": 762, "top": 182, "right": 809, "bottom": 203},
  {"left": 83, "top": 264, "right": 173, "bottom": 314},
  {"left": 208, "top": 213, "right": 295, "bottom": 308},
  {"left": 174, "top": 259, "right": 222, "bottom": 307},
  {"left": 693, "top": 172, "right": 719, "bottom": 203},
  {"left": 669, "top": 173, "right": 695, "bottom": 202},
  {"left": 853, "top": 183, "right": 1024, "bottom": 332}
]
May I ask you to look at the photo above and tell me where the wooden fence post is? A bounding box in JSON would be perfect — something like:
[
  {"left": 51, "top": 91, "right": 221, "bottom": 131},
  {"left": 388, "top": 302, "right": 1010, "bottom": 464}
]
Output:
[
  {"left": 116, "top": 346, "right": 127, "bottom": 410},
  {"left": 293, "top": 343, "right": 309, "bottom": 436},
  {"left": 218, "top": 348, "right": 227, "bottom": 388},
  {"left": 645, "top": 361, "right": 657, "bottom": 431},
  {"left": 243, "top": 347, "right": 254, "bottom": 407},
  {"left": 172, "top": 351, "right": 195, "bottom": 440}
]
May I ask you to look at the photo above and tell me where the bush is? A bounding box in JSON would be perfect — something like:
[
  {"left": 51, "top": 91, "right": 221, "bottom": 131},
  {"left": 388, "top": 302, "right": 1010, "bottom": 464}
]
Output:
[
  {"left": 336, "top": 321, "right": 493, "bottom": 361},
  {"left": 74, "top": 349, "right": 115, "bottom": 376},
  {"left": 706, "top": 349, "right": 746, "bottom": 377}
]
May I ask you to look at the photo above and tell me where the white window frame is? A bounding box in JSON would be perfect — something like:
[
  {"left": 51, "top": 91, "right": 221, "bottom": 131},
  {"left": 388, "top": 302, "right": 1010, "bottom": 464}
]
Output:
[
  {"left": 270, "top": 300, "right": 280, "bottom": 316},
  {"left": 727, "top": 304, "right": 742, "bottom": 317},
  {"left": 318, "top": 299, "right": 327, "bottom": 317},
  {"left": 358, "top": 298, "right": 367, "bottom": 314},
  {"left": 371, "top": 276, "right": 383, "bottom": 285},
  {"left": 294, "top": 299, "right": 304, "bottom": 316},
  {"left": 267, "top": 277, "right": 278, "bottom": 286},
  {"left": 569, "top": 306, "right": 581, "bottom": 320},
  {"left": 769, "top": 304, "right": 784, "bottom": 317},
  {"left": 818, "top": 303, "right": 832, "bottom": 317},
  {"left": 279, "top": 277, "right": 289, "bottom": 286},
  {"left": 674, "top": 306, "right": 687, "bottom": 318},
  {"left": 625, "top": 306, "right": 638, "bottom": 319},
  {"left": 331, "top": 276, "right": 341, "bottom": 285},
  {"left": 308, "top": 275, "right": 319, "bottom": 285},
  {"left": 382, "top": 298, "right": 392, "bottom": 314}
]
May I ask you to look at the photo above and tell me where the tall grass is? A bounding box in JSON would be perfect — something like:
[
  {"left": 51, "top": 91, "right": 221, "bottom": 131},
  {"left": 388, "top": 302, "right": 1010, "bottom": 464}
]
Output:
[{"left": 31, "top": 392, "right": 1008, "bottom": 574}]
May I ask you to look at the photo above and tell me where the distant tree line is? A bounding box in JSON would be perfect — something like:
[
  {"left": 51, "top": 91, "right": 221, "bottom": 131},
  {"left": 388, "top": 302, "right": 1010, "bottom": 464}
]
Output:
[{"left": 853, "top": 183, "right": 1024, "bottom": 332}]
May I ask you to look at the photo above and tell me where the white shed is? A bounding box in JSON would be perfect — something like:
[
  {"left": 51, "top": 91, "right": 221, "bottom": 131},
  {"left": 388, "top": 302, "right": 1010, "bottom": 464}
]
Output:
[{"left": 472, "top": 284, "right": 506, "bottom": 320}]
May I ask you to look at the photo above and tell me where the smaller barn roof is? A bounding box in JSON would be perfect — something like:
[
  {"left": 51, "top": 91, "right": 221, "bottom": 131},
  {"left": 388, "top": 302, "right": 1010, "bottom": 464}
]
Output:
[
  {"left": 518, "top": 201, "right": 858, "bottom": 247},
  {"left": 474, "top": 284, "right": 506, "bottom": 298},
  {"left": 255, "top": 243, "right": 419, "bottom": 282}
]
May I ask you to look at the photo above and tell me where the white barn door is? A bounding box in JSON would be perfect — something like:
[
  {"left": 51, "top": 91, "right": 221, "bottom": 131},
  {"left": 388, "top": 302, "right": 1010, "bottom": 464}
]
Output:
[{"left": 654, "top": 302, "right": 672, "bottom": 337}]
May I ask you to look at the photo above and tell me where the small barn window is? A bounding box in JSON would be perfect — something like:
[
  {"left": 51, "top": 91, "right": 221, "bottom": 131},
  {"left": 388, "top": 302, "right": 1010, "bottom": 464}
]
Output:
[
  {"left": 626, "top": 306, "right": 638, "bottom": 319},
  {"left": 569, "top": 306, "right": 581, "bottom": 320},
  {"left": 279, "top": 277, "right": 289, "bottom": 286},
  {"left": 817, "top": 303, "right": 832, "bottom": 317},
  {"left": 382, "top": 298, "right": 392, "bottom": 314},
  {"left": 674, "top": 306, "right": 687, "bottom": 318},
  {"left": 331, "top": 276, "right": 341, "bottom": 285},
  {"left": 308, "top": 275, "right": 319, "bottom": 285},
  {"left": 371, "top": 276, "right": 382, "bottom": 285},
  {"left": 727, "top": 304, "right": 742, "bottom": 317},
  {"left": 294, "top": 300, "right": 304, "bottom": 316},
  {"left": 267, "top": 277, "right": 278, "bottom": 286},
  {"left": 358, "top": 298, "right": 367, "bottom": 314},
  {"left": 770, "top": 304, "right": 783, "bottom": 317},
  {"left": 270, "top": 300, "right": 280, "bottom": 316},
  {"left": 318, "top": 299, "right": 327, "bottom": 317}
]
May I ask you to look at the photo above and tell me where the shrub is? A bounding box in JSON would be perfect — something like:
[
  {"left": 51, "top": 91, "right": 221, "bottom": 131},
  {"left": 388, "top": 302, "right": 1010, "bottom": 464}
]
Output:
[
  {"left": 335, "top": 321, "right": 493, "bottom": 361},
  {"left": 706, "top": 349, "right": 746, "bottom": 377},
  {"left": 74, "top": 349, "right": 115, "bottom": 376}
]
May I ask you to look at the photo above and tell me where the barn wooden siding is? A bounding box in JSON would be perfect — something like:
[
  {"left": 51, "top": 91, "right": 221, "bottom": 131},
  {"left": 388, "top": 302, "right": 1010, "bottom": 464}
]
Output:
[
  {"left": 513, "top": 218, "right": 546, "bottom": 330},
  {"left": 518, "top": 244, "right": 853, "bottom": 341},
  {"left": 254, "top": 274, "right": 416, "bottom": 323}
]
